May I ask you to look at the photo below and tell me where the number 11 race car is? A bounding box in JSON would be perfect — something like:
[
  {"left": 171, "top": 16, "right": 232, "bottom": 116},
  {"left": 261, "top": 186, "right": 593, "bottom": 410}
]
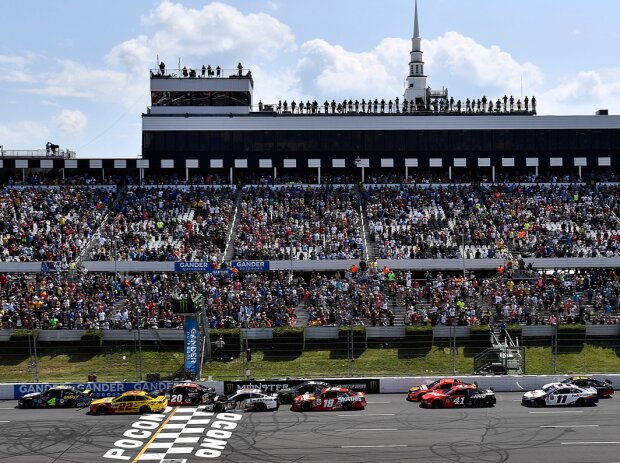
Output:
[
  {"left": 521, "top": 383, "right": 598, "bottom": 407},
  {"left": 420, "top": 385, "right": 496, "bottom": 409},
  {"left": 291, "top": 387, "right": 366, "bottom": 411}
]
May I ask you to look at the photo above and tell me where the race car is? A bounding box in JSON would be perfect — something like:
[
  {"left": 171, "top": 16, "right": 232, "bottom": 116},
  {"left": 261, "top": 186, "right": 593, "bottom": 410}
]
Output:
[
  {"left": 18, "top": 385, "right": 94, "bottom": 409},
  {"left": 276, "top": 381, "right": 332, "bottom": 405},
  {"left": 291, "top": 387, "right": 366, "bottom": 412},
  {"left": 420, "top": 384, "right": 496, "bottom": 409},
  {"left": 210, "top": 388, "right": 279, "bottom": 412},
  {"left": 522, "top": 383, "right": 598, "bottom": 408},
  {"left": 89, "top": 390, "right": 167, "bottom": 415},
  {"left": 559, "top": 376, "right": 614, "bottom": 398},
  {"left": 407, "top": 378, "right": 471, "bottom": 402},
  {"left": 162, "top": 383, "right": 216, "bottom": 406}
]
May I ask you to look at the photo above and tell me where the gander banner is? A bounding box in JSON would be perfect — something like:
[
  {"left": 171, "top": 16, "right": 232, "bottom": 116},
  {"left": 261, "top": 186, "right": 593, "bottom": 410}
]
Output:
[{"left": 184, "top": 316, "right": 200, "bottom": 375}]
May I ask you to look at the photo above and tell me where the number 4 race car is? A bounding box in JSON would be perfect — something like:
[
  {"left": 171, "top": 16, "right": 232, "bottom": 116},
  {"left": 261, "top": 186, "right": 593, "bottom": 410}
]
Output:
[
  {"left": 162, "top": 383, "right": 216, "bottom": 406},
  {"left": 560, "top": 376, "right": 614, "bottom": 398},
  {"left": 291, "top": 387, "right": 367, "bottom": 412},
  {"left": 522, "top": 383, "right": 599, "bottom": 408},
  {"left": 18, "top": 385, "right": 94, "bottom": 409},
  {"left": 210, "top": 388, "right": 279, "bottom": 412},
  {"left": 420, "top": 385, "right": 496, "bottom": 409},
  {"left": 89, "top": 390, "right": 168, "bottom": 415}
]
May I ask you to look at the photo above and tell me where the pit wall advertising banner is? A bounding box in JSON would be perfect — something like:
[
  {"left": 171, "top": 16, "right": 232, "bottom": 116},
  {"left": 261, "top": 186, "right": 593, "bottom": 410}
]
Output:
[
  {"left": 184, "top": 316, "right": 199, "bottom": 375},
  {"left": 230, "top": 261, "right": 270, "bottom": 272},
  {"left": 223, "top": 378, "right": 380, "bottom": 395},
  {"left": 174, "top": 262, "right": 232, "bottom": 276},
  {"left": 13, "top": 381, "right": 176, "bottom": 399}
]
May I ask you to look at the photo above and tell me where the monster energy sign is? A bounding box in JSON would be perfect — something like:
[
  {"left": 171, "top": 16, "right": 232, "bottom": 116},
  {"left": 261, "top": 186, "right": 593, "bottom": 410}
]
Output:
[{"left": 172, "top": 298, "right": 196, "bottom": 314}]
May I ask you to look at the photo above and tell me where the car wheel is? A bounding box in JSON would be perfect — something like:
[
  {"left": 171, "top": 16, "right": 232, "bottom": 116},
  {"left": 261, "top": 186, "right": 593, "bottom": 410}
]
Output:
[
  {"left": 255, "top": 402, "right": 267, "bottom": 412},
  {"left": 576, "top": 398, "right": 586, "bottom": 407},
  {"left": 464, "top": 399, "right": 474, "bottom": 408},
  {"left": 535, "top": 399, "right": 546, "bottom": 408},
  {"left": 65, "top": 399, "right": 76, "bottom": 408},
  {"left": 278, "top": 396, "right": 290, "bottom": 405},
  {"left": 343, "top": 401, "right": 353, "bottom": 411},
  {"left": 213, "top": 403, "right": 225, "bottom": 413},
  {"left": 96, "top": 406, "right": 109, "bottom": 415},
  {"left": 140, "top": 406, "right": 151, "bottom": 414},
  {"left": 301, "top": 401, "right": 312, "bottom": 412},
  {"left": 431, "top": 400, "right": 443, "bottom": 409},
  {"left": 22, "top": 400, "right": 33, "bottom": 409},
  {"left": 190, "top": 397, "right": 200, "bottom": 406}
]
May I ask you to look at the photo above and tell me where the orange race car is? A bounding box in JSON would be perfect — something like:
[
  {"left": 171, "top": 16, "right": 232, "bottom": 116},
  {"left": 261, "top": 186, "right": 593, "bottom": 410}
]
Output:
[{"left": 407, "top": 378, "right": 471, "bottom": 402}]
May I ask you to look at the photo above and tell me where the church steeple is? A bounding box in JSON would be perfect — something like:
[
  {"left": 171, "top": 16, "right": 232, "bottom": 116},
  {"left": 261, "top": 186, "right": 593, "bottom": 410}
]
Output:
[
  {"left": 414, "top": 0, "right": 420, "bottom": 38},
  {"left": 404, "top": 0, "right": 427, "bottom": 105}
]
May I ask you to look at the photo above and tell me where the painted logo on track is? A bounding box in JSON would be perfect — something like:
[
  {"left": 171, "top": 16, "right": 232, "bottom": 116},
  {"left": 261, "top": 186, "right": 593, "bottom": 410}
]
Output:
[{"left": 103, "top": 406, "right": 242, "bottom": 461}]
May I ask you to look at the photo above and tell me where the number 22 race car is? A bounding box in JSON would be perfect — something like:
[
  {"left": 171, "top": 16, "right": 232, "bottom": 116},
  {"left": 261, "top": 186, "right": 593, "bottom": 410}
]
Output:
[
  {"left": 89, "top": 390, "right": 168, "bottom": 415},
  {"left": 291, "top": 387, "right": 366, "bottom": 411}
]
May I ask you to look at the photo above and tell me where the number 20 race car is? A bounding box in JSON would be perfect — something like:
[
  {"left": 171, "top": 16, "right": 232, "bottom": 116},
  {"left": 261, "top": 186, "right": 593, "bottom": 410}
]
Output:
[
  {"left": 420, "top": 385, "right": 496, "bottom": 409},
  {"left": 521, "top": 383, "right": 599, "bottom": 407},
  {"left": 162, "top": 383, "right": 216, "bottom": 406},
  {"left": 291, "top": 387, "right": 367, "bottom": 411},
  {"left": 18, "top": 385, "right": 94, "bottom": 409}
]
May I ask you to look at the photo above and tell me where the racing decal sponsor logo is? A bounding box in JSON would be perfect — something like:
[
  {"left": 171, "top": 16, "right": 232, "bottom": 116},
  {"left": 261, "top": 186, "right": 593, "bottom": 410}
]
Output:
[{"left": 103, "top": 405, "right": 243, "bottom": 460}]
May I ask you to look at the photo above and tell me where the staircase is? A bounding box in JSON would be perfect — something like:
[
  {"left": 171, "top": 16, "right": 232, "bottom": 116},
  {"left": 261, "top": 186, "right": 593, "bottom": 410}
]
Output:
[
  {"left": 222, "top": 188, "right": 242, "bottom": 263},
  {"left": 474, "top": 326, "right": 523, "bottom": 375}
]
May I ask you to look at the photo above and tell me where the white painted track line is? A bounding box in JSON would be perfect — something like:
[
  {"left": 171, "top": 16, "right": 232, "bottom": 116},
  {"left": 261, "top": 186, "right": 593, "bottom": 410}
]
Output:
[
  {"left": 540, "top": 425, "right": 599, "bottom": 428},
  {"left": 342, "top": 445, "right": 408, "bottom": 449},
  {"left": 562, "top": 442, "right": 620, "bottom": 445},
  {"left": 529, "top": 410, "right": 584, "bottom": 414},
  {"left": 337, "top": 413, "right": 395, "bottom": 417},
  {"left": 335, "top": 428, "right": 398, "bottom": 431}
]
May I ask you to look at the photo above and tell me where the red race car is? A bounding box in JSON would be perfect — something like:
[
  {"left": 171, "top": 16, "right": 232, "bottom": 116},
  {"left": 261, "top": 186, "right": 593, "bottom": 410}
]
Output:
[
  {"left": 407, "top": 378, "right": 470, "bottom": 402},
  {"left": 291, "top": 387, "right": 367, "bottom": 412},
  {"left": 420, "top": 384, "right": 497, "bottom": 409}
]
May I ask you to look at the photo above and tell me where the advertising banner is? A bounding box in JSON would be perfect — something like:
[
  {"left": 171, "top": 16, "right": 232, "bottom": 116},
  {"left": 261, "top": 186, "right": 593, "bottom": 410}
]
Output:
[
  {"left": 184, "top": 316, "right": 200, "bottom": 375},
  {"left": 174, "top": 262, "right": 233, "bottom": 276},
  {"left": 223, "top": 378, "right": 380, "bottom": 395},
  {"left": 13, "top": 381, "right": 176, "bottom": 399},
  {"left": 230, "top": 261, "right": 270, "bottom": 272}
]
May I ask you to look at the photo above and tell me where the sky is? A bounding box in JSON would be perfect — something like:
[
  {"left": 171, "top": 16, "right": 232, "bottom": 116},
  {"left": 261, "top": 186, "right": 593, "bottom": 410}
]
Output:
[{"left": 1, "top": 0, "right": 619, "bottom": 158}]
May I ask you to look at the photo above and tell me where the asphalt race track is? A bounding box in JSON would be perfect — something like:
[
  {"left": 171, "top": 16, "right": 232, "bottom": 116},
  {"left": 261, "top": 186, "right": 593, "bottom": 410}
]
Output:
[{"left": 1, "top": 393, "right": 619, "bottom": 463}]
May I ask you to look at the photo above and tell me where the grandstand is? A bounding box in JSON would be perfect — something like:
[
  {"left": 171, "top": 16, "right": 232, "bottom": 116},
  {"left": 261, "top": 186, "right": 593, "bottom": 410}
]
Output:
[{"left": 1, "top": 1, "right": 620, "bottom": 342}]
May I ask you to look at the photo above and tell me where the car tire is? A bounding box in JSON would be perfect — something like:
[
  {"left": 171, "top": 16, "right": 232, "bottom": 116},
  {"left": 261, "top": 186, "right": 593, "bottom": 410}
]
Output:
[
  {"left": 343, "top": 401, "right": 353, "bottom": 411},
  {"left": 140, "top": 406, "right": 151, "bottom": 414},
  {"left": 301, "top": 401, "right": 312, "bottom": 412},
  {"left": 464, "top": 399, "right": 474, "bottom": 408},
  {"left": 96, "top": 406, "right": 109, "bottom": 415},
  {"left": 576, "top": 398, "right": 586, "bottom": 407},
  {"left": 255, "top": 402, "right": 267, "bottom": 412},
  {"left": 535, "top": 399, "right": 546, "bottom": 408},
  {"left": 190, "top": 397, "right": 200, "bottom": 406},
  {"left": 432, "top": 400, "right": 443, "bottom": 409},
  {"left": 22, "top": 400, "right": 33, "bottom": 409},
  {"left": 65, "top": 399, "right": 76, "bottom": 408},
  {"left": 278, "top": 396, "right": 290, "bottom": 405},
  {"left": 213, "top": 403, "right": 225, "bottom": 413}
]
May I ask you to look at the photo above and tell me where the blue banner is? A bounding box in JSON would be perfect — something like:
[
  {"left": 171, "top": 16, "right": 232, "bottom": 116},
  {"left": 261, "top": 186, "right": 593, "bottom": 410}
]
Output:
[
  {"left": 13, "top": 381, "right": 176, "bottom": 399},
  {"left": 175, "top": 262, "right": 213, "bottom": 272},
  {"left": 184, "top": 316, "right": 200, "bottom": 375},
  {"left": 231, "top": 261, "right": 270, "bottom": 272}
]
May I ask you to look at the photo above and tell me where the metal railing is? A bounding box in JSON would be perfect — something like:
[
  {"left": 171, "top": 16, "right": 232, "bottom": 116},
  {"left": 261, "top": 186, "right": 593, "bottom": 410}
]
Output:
[
  {"left": 0, "top": 149, "right": 75, "bottom": 158},
  {"left": 150, "top": 67, "right": 252, "bottom": 80}
]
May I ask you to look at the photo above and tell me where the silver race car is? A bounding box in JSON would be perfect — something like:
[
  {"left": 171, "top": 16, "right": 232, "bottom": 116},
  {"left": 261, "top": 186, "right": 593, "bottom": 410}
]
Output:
[
  {"left": 211, "top": 388, "right": 279, "bottom": 412},
  {"left": 522, "top": 382, "right": 599, "bottom": 407}
]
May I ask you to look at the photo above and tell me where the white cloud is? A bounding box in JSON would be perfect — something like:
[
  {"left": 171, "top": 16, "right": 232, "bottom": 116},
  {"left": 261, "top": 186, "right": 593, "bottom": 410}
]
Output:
[
  {"left": 423, "top": 32, "right": 544, "bottom": 92},
  {"left": 141, "top": 1, "right": 295, "bottom": 61},
  {"left": 540, "top": 69, "right": 620, "bottom": 115},
  {"left": 267, "top": 1, "right": 279, "bottom": 11},
  {"left": 0, "top": 121, "right": 50, "bottom": 146},
  {"left": 0, "top": 52, "right": 37, "bottom": 83},
  {"left": 54, "top": 109, "right": 88, "bottom": 135}
]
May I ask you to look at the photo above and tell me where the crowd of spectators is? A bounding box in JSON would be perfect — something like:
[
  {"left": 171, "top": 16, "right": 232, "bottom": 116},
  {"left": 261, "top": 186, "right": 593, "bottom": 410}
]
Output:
[
  {"left": 0, "top": 187, "right": 113, "bottom": 263},
  {"left": 89, "top": 186, "right": 235, "bottom": 262},
  {"left": 233, "top": 186, "right": 365, "bottom": 260}
]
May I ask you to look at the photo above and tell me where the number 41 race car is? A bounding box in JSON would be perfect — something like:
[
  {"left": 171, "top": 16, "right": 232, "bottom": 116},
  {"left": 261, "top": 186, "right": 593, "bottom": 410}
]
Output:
[
  {"left": 420, "top": 385, "right": 496, "bottom": 409},
  {"left": 291, "top": 387, "right": 366, "bottom": 411}
]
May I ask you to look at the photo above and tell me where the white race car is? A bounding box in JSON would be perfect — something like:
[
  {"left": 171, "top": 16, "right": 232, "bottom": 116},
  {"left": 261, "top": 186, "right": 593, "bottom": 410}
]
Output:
[
  {"left": 522, "top": 382, "right": 599, "bottom": 407},
  {"left": 211, "top": 388, "right": 279, "bottom": 412}
]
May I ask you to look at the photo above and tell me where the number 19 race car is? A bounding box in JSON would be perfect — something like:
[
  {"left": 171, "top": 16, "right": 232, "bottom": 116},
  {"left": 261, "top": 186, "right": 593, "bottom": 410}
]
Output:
[
  {"left": 210, "top": 388, "right": 279, "bottom": 412},
  {"left": 162, "top": 383, "right": 216, "bottom": 406},
  {"left": 521, "top": 383, "right": 598, "bottom": 407},
  {"left": 560, "top": 376, "right": 614, "bottom": 398},
  {"left": 420, "top": 385, "right": 496, "bottom": 409},
  {"left": 89, "top": 390, "right": 168, "bottom": 415},
  {"left": 18, "top": 385, "right": 94, "bottom": 409},
  {"left": 291, "top": 387, "right": 367, "bottom": 411}
]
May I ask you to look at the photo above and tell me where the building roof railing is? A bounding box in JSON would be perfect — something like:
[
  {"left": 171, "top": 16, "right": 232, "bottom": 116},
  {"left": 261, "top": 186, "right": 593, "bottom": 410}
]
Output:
[
  {"left": 150, "top": 66, "right": 253, "bottom": 84},
  {"left": 0, "top": 148, "right": 76, "bottom": 159}
]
